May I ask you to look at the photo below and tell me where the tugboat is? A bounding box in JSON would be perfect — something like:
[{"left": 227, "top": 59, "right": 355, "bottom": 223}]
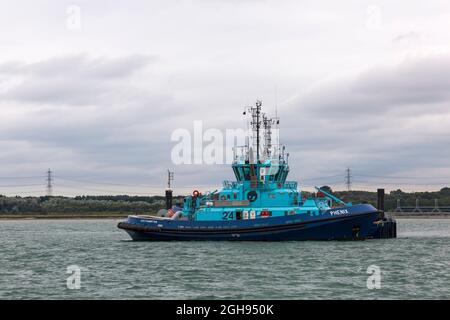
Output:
[{"left": 118, "top": 101, "right": 396, "bottom": 240}]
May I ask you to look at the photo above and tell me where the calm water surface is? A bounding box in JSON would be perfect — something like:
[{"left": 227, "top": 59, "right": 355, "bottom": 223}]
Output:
[{"left": 0, "top": 219, "right": 449, "bottom": 299}]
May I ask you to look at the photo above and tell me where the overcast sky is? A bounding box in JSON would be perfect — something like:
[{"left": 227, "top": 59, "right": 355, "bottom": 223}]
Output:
[{"left": 1, "top": 0, "right": 450, "bottom": 196}]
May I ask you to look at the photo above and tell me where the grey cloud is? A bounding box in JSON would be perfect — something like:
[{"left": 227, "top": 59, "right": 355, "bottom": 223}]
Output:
[
  {"left": 0, "top": 54, "right": 180, "bottom": 190},
  {"left": 275, "top": 55, "right": 450, "bottom": 188},
  {"left": 0, "top": 54, "right": 156, "bottom": 106},
  {"left": 296, "top": 55, "right": 450, "bottom": 117},
  {"left": 0, "top": 54, "right": 154, "bottom": 78},
  {"left": 2, "top": 54, "right": 450, "bottom": 194},
  {"left": 392, "top": 31, "right": 420, "bottom": 43},
  {"left": 2, "top": 0, "right": 450, "bottom": 195}
]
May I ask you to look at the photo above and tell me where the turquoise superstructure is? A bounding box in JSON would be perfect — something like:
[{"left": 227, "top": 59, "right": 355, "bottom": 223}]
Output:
[{"left": 178, "top": 100, "right": 333, "bottom": 222}]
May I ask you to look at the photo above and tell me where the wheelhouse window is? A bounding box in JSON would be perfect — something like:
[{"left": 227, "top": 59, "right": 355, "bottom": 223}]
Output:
[
  {"left": 232, "top": 167, "right": 242, "bottom": 181},
  {"left": 242, "top": 167, "right": 251, "bottom": 180}
]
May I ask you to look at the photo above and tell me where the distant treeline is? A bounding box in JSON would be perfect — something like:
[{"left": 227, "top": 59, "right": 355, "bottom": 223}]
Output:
[
  {"left": 0, "top": 194, "right": 184, "bottom": 215},
  {"left": 0, "top": 188, "right": 449, "bottom": 215}
]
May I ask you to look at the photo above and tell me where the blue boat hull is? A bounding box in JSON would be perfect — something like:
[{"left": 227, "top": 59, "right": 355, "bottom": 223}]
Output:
[{"left": 118, "top": 204, "right": 396, "bottom": 241}]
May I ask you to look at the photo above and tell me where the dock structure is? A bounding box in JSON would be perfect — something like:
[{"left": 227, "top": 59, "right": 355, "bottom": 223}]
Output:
[
  {"left": 165, "top": 170, "right": 174, "bottom": 210},
  {"left": 393, "top": 198, "right": 450, "bottom": 213},
  {"left": 389, "top": 198, "right": 450, "bottom": 218}
]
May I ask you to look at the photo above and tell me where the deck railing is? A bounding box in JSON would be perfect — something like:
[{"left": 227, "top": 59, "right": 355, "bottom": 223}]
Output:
[{"left": 222, "top": 180, "right": 298, "bottom": 190}]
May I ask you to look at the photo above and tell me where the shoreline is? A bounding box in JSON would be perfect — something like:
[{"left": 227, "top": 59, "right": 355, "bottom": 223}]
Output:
[
  {"left": 386, "top": 212, "right": 450, "bottom": 219},
  {"left": 0, "top": 214, "right": 131, "bottom": 220},
  {"left": 1, "top": 212, "right": 450, "bottom": 220}
]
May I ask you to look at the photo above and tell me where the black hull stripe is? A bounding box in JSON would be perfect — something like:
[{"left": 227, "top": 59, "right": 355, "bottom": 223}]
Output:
[{"left": 118, "top": 211, "right": 377, "bottom": 235}]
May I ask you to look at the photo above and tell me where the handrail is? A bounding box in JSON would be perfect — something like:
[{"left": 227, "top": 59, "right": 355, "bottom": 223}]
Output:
[{"left": 314, "top": 186, "right": 348, "bottom": 206}]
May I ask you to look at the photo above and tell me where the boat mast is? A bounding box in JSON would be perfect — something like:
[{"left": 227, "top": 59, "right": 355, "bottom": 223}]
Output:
[
  {"left": 253, "top": 100, "right": 262, "bottom": 165},
  {"left": 244, "top": 101, "right": 263, "bottom": 162},
  {"left": 244, "top": 100, "right": 263, "bottom": 188},
  {"left": 263, "top": 114, "right": 274, "bottom": 159}
]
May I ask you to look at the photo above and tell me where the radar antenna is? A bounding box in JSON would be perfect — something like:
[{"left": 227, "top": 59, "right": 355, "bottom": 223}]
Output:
[
  {"left": 244, "top": 100, "right": 263, "bottom": 164},
  {"left": 263, "top": 114, "right": 275, "bottom": 159}
]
